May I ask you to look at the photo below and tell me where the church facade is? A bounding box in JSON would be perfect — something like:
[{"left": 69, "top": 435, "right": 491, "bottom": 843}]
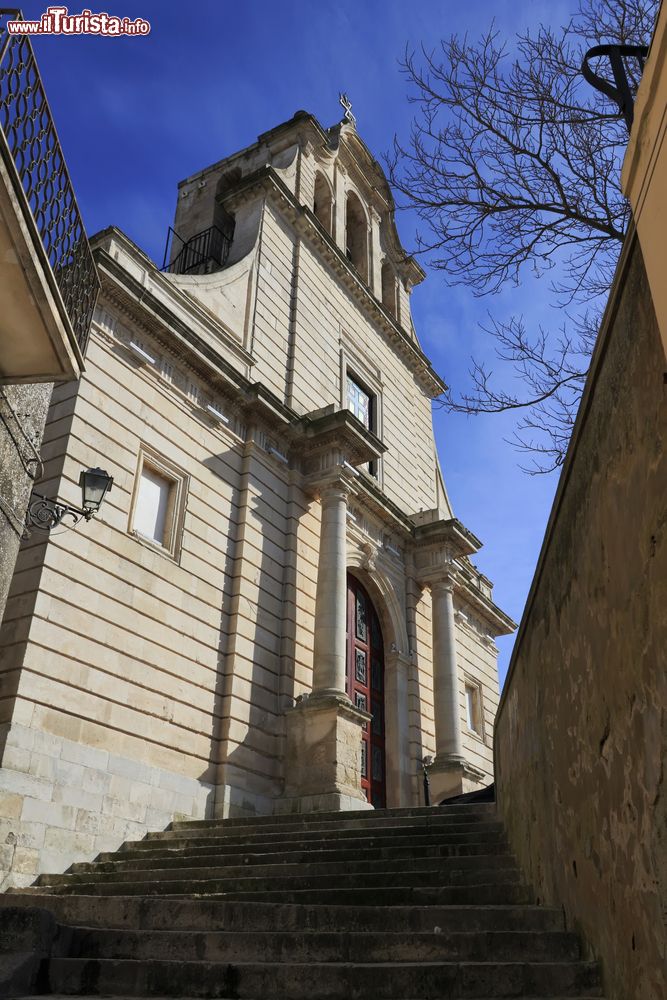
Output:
[{"left": 0, "top": 109, "right": 514, "bottom": 886}]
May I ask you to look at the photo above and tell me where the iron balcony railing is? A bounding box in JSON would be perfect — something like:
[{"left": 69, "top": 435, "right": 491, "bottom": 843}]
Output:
[
  {"left": 162, "top": 223, "right": 233, "bottom": 276},
  {"left": 0, "top": 9, "right": 99, "bottom": 357}
]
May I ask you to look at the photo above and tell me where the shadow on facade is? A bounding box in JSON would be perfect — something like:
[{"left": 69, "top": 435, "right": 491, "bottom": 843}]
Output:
[
  {"left": 0, "top": 384, "right": 77, "bottom": 769},
  {"left": 202, "top": 446, "right": 299, "bottom": 817}
]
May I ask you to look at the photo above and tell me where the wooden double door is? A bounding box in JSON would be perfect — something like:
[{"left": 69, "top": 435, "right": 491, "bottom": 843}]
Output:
[{"left": 346, "top": 574, "right": 386, "bottom": 807}]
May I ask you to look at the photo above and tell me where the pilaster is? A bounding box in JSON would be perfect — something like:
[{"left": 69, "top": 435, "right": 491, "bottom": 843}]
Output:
[
  {"left": 333, "top": 162, "right": 347, "bottom": 249},
  {"left": 383, "top": 650, "right": 413, "bottom": 806},
  {"left": 369, "top": 206, "right": 382, "bottom": 299}
]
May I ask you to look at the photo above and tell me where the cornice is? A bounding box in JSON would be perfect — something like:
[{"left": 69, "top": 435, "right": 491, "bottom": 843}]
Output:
[
  {"left": 456, "top": 579, "right": 517, "bottom": 638},
  {"left": 413, "top": 517, "right": 483, "bottom": 557}
]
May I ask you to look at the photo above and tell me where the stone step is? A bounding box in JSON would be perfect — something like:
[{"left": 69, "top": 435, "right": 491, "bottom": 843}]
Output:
[
  {"left": 18, "top": 882, "right": 534, "bottom": 906},
  {"left": 129, "top": 823, "right": 507, "bottom": 851},
  {"left": 1, "top": 803, "right": 607, "bottom": 1000},
  {"left": 1, "top": 894, "right": 563, "bottom": 934},
  {"left": 32, "top": 865, "right": 524, "bottom": 894},
  {"left": 150, "top": 813, "right": 501, "bottom": 842},
  {"left": 47, "top": 956, "right": 602, "bottom": 998},
  {"left": 169, "top": 804, "right": 497, "bottom": 830},
  {"left": 99, "top": 836, "right": 511, "bottom": 866},
  {"left": 66, "top": 851, "right": 518, "bottom": 880},
  {"left": 64, "top": 927, "right": 582, "bottom": 963}
]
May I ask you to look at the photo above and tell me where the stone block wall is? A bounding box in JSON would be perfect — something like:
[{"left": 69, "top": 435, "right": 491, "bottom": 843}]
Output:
[{"left": 0, "top": 721, "right": 212, "bottom": 890}]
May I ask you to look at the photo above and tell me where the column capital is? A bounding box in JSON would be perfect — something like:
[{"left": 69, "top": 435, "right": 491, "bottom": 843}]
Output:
[
  {"left": 429, "top": 574, "right": 456, "bottom": 595},
  {"left": 384, "top": 649, "right": 412, "bottom": 672},
  {"left": 312, "top": 470, "right": 357, "bottom": 503},
  {"left": 416, "top": 564, "right": 460, "bottom": 592}
]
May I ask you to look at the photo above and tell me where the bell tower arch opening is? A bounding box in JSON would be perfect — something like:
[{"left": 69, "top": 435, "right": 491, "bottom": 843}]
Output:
[
  {"left": 313, "top": 171, "right": 333, "bottom": 235},
  {"left": 345, "top": 191, "right": 369, "bottom": 283}
]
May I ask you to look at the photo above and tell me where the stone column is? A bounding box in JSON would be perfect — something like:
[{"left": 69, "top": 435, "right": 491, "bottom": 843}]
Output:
[
  {"left": 279, "top": 473, "right": 371, "bottom": 814},
  {"left": 428, "top": 576, "right": 465, "bottom": 802},
  {"left": 431, "top": 578, "right": 464, "bottom": 763},
  {"left": 312, "top": 483, "right": 349, "bottom": 696}
]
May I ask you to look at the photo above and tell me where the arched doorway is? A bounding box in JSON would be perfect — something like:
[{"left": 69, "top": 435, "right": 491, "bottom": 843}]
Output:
[{"left": 346, "top": 573, "right": 386, "bottom": 807}]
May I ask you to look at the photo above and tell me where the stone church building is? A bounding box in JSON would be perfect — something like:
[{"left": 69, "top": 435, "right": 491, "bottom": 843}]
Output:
[{"left": 0, "top": 109, "right": 514, "bottom": 886}]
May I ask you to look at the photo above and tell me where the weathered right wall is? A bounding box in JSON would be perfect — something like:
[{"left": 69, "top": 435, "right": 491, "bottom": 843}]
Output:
[{"left": 494, "top": 231, "right": 666, "bottom": 1000}]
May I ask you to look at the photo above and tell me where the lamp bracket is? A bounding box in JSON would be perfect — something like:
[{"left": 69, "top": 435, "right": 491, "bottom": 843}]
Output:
[{"left": 26, "top": 493, "right": 92, "bottom": 532}]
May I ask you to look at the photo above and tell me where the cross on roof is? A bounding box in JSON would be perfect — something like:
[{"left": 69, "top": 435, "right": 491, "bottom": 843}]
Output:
[{"left": 339, "top": 92, "right": 357, "bottom": 128}]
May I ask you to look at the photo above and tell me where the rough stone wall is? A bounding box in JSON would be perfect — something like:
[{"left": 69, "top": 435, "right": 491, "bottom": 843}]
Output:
[
  {"left": 494, "top": 236, "right": 666, "bottom": 1000},
  {"left": 0, "top": 384, "right": 52, "bottom": 624}
]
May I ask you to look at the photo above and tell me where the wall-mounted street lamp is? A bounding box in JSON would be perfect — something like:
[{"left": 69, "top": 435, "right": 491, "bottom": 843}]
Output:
[
  {"left": 27, "top": 468, "right": 114, "bottom": 532},
  {"left": 421, "top": 754, "right": 434, "bottom": 807}
]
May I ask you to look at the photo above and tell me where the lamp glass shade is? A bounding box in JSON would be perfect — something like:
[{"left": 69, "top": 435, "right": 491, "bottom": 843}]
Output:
[{"left": 79, "top": 468, "right": 113, "bottom": 512}]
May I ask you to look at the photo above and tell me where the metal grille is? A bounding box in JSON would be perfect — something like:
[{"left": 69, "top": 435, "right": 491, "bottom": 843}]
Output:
[{"left": 0, "top": 10, "right": 99, "bottom": 356}]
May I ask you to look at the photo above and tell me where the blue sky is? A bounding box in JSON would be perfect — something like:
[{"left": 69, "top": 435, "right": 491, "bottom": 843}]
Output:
[{"left": 23, "top": 0, "right": 586, "bottom": 686}]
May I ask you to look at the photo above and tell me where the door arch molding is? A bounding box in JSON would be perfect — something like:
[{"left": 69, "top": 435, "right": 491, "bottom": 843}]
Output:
[
  {"left": 346, "top": 560, "right": 412, "bottom": 808},
  {"left": 345, "top": 555, "right": 410, "bottom": 656}
]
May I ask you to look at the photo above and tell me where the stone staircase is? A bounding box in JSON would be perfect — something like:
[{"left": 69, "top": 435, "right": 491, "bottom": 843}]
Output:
[{"left": 0, "top": 803, "right": 604, "bottom": 999}]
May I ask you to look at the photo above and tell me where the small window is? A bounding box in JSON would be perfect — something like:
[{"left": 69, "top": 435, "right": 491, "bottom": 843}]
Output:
[
  {"left": 346, "top": 373, "right": 378, "bottom": 478},
  {"left": 130, "top": 449, "right": 187, "bottom": 559},
  {"left": 347, "top": 374, "right": 372, "bottom": 429},
  {"left": 465, "top": 683, "right": 483, "bottom": 737},
  {"left": 134, "top": 466, "right": 171, "bottom": 544}
]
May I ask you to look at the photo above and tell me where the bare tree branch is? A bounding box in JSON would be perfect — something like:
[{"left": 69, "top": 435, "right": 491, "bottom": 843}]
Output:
[{"left": 390, "top": 0, "right": 658, "bottom": 472}]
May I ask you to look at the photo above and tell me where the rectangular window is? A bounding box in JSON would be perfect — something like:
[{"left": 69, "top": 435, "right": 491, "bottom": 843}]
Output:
[
  {"left": 347, "top": 374, "right": 372, "bottom": 429},
  {"left": 130, "top": 448, "right": 187, "bottom": 560},
  {"left": 465, "top": 683, "right": 483, "bottom": 737},
  {"left": 134, "top": 466, "right": 171, "bottom": 545},
  {"left": 346, "top": 373, "right": 378, "bottom": 478}
]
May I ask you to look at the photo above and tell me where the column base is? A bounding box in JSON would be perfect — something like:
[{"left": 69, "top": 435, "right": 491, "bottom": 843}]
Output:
[
  {"left": 429, "top": 754, "right": 486, "bottom": 803},
  {"left": 278, "top": 692, "right": 372, "bottom": 815}
]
